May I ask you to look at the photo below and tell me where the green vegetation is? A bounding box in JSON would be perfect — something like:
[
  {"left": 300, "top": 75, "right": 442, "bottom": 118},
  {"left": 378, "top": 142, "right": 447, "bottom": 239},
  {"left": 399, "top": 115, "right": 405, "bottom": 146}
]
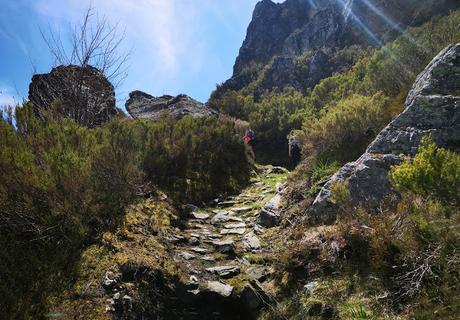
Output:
[
  {"left": 266, "top": 140, "right": 460, "bottom": 319},
  {"left": 391, "top": 137, "right": 460, "bottom": 206},
  {"left": 210, "top": 9, "right": 460, "bottom": 167},
  {"left": 0, "top": 103, "right": 250, "bottom": 319},
  {"left": 218, "top": 8, "right": 460, "bottom": 320}
]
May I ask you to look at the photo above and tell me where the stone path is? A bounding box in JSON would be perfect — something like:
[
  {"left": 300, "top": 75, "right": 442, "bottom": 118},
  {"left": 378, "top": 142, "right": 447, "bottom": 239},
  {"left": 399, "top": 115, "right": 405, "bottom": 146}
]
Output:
[{"left": 169, "top": 166, "right": 288, "bottom": 302}]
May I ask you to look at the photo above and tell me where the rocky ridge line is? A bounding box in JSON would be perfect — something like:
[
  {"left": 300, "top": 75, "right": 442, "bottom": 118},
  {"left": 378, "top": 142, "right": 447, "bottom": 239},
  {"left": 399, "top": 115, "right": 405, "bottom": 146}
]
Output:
[{"left": 126, "top": 91, "right": 217, "bottom": 121}]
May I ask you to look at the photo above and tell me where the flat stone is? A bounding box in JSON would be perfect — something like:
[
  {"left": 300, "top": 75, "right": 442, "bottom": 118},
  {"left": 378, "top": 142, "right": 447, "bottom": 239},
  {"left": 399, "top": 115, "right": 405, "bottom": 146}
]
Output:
[
  {"left": 201, "top": 256, "right": 216, "bottom": 262},
  {"left": 192, "top": 224, "right": 209, "bottom": 230},
  {"left": 190, "top": 247, "right": 208, "bottom": 254},
  {"left": 224, "top": 222, "right": 246, "bottom": 229},
  {"left": 165, "top": 235, "right": 186, "bottom": 244},
  {"left": 211, "top": 213, "right": 243, "bottom": 224},
  {"left": 218, "top": 200, "right": 238, "bottom": 207},
  {"left": 178, "top": 251, "right": 196, "bottom": 260},
  {"left": 206, "top": 233, "right": 222, "bottom": 239},
  {"left": 206, "top": 265, "right": 240, "bottom": 278},
  {"left": 220, "top": 228, "right": 246, "bottom": 235},
  {"left": 231, "top": 207, "right": 252, "bottom": 213},
  {"left": 207, "top": 281, "right": 233, "bottom": 297},
  {"left": 212, "top": 240, "right": 235, "bottom": 254},
  {"left": 211, "top": 212, "right": 230, "bottom": 224},
  {"left": 243, "top": 232, "right": 261, "bottom": 250},
  {"left": 191, "top": 212, "right": 210, "bottom": 220}
]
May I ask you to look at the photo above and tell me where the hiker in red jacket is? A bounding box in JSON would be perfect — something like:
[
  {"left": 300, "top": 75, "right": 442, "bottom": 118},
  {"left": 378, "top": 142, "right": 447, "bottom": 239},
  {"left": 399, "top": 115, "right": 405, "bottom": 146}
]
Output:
[{"left": 244, "top": 128, "right": 255, "bottom": 160}]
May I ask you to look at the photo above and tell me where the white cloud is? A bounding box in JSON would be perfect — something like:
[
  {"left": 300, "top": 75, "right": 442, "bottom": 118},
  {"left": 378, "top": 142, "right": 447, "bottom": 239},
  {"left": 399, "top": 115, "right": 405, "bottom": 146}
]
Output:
[
  {"left": 26, "top": 0, "right": 268, "bottom": 101},
  {"left": 33, "top": 0, "right": 202, "bottom": 75},
  {"left": 0, "top": 85, "right": 17, "bottom": 107}
]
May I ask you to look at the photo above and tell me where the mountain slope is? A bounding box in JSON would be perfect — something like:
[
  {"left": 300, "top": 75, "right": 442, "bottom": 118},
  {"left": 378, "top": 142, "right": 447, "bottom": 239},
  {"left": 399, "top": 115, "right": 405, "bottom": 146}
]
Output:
[{"left": 220, "top": 0, "right": 459, "bottom": 94}]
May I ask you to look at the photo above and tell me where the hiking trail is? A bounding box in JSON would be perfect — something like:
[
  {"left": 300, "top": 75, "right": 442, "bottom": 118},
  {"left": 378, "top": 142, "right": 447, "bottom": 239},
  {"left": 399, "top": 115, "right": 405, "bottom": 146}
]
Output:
[{"left": 167, "top": 165, "right": 289, "bottom": 313}]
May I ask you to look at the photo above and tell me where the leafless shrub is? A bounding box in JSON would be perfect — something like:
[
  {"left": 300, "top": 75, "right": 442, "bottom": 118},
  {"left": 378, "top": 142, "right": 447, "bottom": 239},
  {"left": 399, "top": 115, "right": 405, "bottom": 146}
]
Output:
[
  {"left": 394, "top": 244, "right": 442, "bottom": 298},
  {"left": 41, "top": 6, "right": 130, "bottom": 87}
]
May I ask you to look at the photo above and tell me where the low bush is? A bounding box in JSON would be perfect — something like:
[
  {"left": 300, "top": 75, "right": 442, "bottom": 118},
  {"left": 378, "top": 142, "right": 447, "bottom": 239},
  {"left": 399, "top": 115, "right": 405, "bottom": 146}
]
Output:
[
  {"left": 391, "top": 137, "right": 460, "bottom": 206},
  {"left": 0, "top": 103, "right": 250, "bottom": 318}
]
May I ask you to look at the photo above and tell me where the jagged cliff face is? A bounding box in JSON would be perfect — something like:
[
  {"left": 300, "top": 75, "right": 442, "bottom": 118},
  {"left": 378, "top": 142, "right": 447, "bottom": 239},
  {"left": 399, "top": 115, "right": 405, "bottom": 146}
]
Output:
[{"left": 222, "top": 0, "right": 459, "bottom": 93}]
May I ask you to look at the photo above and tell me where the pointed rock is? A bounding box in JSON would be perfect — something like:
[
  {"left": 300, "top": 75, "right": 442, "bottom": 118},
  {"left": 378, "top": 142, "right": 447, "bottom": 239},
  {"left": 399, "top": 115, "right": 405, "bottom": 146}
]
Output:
[
  {"left": 207, "top": 281, "right": 233, "bottom": 297},
  {"left": 243, "top": 232, "right": 261, "bottom": 250}
]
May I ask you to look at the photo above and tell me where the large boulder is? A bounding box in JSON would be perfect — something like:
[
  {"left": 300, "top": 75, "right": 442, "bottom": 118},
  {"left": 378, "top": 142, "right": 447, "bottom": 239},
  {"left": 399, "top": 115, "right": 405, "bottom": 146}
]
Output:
[
  {"left": 310, "top": 43, "right": 460, "bottom": 223},
  {"left": 29, "top": 65, "right": 119, "bottom": 127},
  {"left": 126, "top": 91, "right": 217, "bottom": 121}
]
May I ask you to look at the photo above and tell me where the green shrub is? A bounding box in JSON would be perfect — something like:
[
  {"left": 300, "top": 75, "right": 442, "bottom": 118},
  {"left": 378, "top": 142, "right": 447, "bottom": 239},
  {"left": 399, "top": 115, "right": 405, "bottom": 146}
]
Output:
[
  {"left": 142, "top": 115, "right": 250, "bottom": 203},
  {"left": 208, "top": 89, "right": 254, "bottom": 119},
  {"left": 391, "top": 137, "right": 460, "bottom": 206},
  {"left": 301, "top": 93, "right": 389, "bottom": 163},
  {"left": 247, "top": 89, "right": 312, "bottom": 164},
  {"left": 0, "top": 104, "right": 250, "bottom": 318}
]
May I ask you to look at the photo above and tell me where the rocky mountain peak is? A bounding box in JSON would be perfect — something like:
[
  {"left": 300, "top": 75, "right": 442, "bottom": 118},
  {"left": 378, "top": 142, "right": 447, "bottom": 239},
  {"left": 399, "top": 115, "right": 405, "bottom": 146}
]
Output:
[
  {"left": 126, "top": 91, "right": 217, "bottom": 121},
  {"left": 222, "top": 0, "right": 459, "bottom": 94}
]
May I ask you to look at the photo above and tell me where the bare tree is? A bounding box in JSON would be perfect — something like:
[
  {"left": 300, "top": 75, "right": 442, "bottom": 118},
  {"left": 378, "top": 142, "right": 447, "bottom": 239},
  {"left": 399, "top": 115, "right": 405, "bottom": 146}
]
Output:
[{"left": 41, "top": 6, "right": 130, "bottom": 87}]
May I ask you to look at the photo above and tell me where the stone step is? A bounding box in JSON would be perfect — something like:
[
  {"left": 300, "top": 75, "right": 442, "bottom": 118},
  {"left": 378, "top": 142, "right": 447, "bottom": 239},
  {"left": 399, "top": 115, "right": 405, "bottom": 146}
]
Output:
[
  {"left": 223, "top": 222, "right": 246, "bottom": 229},
  {"left": 190, "top": 212, "right": 210, "bottom": 220},
  {"left": 212, "top": 240, "right": 235, "bottom": 254},
  {"left": 230, "top": 207, "right": 253, "bottom": 213},
  {"left": 190, "top": 247, "right": 209, "bottom": 254},
  {"left": 211, "top": 212, "right": 243, "bottom": 225},
  {"left": 220, "top": 228, "right": 246, "bottom": 235},
  {"left": 178, "top": 251, "right": 196, "bottom": 260},
  {"left": 206, "top": 265, "right": 240, "bottom": 279}
]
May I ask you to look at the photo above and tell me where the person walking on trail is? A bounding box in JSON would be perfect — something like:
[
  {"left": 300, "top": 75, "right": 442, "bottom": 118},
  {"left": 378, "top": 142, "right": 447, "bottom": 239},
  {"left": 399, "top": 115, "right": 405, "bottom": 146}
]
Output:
[
  {"left": 244, "top": 128, "right": 256, "bottom": 160},
  {"left": 288, "top": 132, "right": 301, "bottom": 167}
]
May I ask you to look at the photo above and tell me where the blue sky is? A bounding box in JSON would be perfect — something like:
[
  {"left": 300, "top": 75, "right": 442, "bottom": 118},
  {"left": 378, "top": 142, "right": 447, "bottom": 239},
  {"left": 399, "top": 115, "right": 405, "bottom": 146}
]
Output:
[{"left": 0, "top": 0, "right": 282, "bottom": 110}]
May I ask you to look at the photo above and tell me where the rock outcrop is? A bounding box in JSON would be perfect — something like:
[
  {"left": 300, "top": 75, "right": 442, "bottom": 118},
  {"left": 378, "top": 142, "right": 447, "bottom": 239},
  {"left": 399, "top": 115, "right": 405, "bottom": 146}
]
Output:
[
  {"left": 29, "top": 65, "right": 119, "bottom": 127},
  {"left": 222, "top": 0, "right": 459, "bottom": 93},
  {"left": 126, "top": 91, "right": 217, "bottom": 121},
  {"left": 310, "top": 43, "right": 460, "bottom": 223}
]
